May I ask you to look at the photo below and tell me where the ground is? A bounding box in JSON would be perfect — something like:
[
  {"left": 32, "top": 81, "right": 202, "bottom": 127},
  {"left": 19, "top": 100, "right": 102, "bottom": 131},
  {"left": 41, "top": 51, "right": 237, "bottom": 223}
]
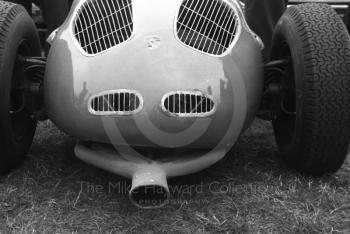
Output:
[{"left": 0, "top": 120, "right": 349, "bottom": 233}]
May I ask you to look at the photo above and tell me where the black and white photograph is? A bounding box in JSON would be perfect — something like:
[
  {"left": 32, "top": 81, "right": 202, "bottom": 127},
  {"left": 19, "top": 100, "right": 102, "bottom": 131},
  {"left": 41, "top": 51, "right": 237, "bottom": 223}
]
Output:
[{"left": 0, "top": 0, "right": 350, "bottom": 233}]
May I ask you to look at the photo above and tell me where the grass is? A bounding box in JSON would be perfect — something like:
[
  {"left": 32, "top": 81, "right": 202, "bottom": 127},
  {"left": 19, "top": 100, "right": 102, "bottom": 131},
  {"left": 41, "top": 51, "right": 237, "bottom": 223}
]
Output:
[{"left": 0, "top": 119, "right": 349, "bottom": 233}]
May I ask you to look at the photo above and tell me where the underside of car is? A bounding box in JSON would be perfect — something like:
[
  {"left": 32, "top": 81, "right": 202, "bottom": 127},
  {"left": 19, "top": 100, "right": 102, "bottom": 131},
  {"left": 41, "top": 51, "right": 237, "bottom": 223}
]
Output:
[{"left": 0, "top": 0, "right": 350, "bottom": 208}]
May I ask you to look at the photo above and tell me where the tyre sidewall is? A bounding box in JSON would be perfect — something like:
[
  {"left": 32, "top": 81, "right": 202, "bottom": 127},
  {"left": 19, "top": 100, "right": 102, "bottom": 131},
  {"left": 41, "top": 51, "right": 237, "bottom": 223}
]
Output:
[
  {"left": 346, "top": 5, "right": 350, "bottom": 32},
  {"left": 271, "top": 14, "right": 305, "bottom": 165}
]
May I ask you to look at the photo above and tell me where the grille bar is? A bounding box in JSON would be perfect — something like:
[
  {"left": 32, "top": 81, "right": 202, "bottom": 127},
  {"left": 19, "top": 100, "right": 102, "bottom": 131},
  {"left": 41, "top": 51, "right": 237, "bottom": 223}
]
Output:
[
  {"left": 89, "top": 90, "right": 143, "bottom": 115},
  {"left": 176, "top": 0, "right": 239, "bottom": 56},
  {"left": 162, "top": 91, "right": 215, "bottom": 117},
  {"left": 74, "top": 0, "right": 133, "bottom": 55}
]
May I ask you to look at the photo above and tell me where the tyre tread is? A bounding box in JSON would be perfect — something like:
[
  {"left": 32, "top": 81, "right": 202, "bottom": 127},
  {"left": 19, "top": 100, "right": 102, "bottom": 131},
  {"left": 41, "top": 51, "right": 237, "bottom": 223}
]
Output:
[{"left": 274, "top": 4, "right": 350, "bottom": 175}]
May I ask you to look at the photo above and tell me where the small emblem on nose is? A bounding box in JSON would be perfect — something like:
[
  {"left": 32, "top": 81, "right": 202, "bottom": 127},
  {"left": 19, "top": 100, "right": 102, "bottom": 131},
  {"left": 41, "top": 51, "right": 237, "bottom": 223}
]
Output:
[{"left": 145, "top": 36, "right": 161, "bottom": 50}]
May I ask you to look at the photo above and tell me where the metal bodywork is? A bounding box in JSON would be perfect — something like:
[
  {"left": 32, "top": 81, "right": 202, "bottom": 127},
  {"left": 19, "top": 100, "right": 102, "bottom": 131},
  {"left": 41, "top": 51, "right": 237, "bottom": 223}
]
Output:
[{"left": 44, "top": 0, "right": 264, "bottom": 182}]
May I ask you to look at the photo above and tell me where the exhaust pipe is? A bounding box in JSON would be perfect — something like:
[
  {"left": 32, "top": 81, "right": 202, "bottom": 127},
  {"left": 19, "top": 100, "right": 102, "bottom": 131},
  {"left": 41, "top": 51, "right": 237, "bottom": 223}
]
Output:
[{"left": 129, "top": 167, "right": 170, "bottom": 209}]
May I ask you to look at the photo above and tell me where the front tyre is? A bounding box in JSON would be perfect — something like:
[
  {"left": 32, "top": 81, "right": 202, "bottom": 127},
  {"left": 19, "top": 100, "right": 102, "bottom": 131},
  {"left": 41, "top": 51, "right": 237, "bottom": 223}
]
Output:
[
  {"left": 0, "top": 2, "right": 41, "bottom": 174},
  {"left": 345, "top": 4, "right": 350, "bottom": 32},
  {"left": 271, "top": 4, "right": 350, "bottom": 175}
]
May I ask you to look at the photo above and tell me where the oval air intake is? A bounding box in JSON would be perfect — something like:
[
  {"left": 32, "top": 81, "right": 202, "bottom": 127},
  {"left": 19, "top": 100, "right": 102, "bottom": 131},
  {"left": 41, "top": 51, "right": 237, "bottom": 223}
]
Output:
[
  {"left": 73, "top": 0, "right": 133, "bottom": 55},
  {"left": 176, "top": 0, "right": 240, "bottom": 56},
  {"left": 162, "top": 91, "right": 216, "bottom": 117},
  {"left": 89, "top": 90, "right": 143, "bottom": 115}
]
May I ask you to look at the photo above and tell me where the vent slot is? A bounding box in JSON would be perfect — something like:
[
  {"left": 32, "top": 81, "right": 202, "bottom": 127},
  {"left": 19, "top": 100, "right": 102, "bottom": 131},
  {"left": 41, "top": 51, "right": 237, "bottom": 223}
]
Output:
[
  {"left": 176, "top": 0, "right": 239, "bottom": 56},
  {"left": 162, "top": 91, "right": 215, "bottom": 117},
  {"left": 74, "top": 0, "right": 133, "bottom": 55},
  {"left": 89, "top": 90, "right": 143, "bottom": 115}
]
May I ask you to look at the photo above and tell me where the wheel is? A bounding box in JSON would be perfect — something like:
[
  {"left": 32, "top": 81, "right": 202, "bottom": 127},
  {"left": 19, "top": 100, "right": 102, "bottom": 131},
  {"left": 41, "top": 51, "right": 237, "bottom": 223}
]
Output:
[
  {"left": 271, "top": 3, "right": 350, "bottom": 175},
  {"left": 345, "top": 4, "right": 350, "bottom": 32},
  {"left": 0, "top": 2, "right": 41, "bottom": 174}
]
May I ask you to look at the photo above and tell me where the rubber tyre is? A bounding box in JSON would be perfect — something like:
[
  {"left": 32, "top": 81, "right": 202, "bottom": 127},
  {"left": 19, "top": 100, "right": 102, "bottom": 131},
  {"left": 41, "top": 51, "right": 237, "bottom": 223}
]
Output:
[
  {"left": 271, "top": 4, "right": 350, "bottom": 176},
  {"left": 0, "top": 2, "right": 41, "bottom": 174},
  {"left": 345, "top": 4, "right": 350, "bottom": 32}
]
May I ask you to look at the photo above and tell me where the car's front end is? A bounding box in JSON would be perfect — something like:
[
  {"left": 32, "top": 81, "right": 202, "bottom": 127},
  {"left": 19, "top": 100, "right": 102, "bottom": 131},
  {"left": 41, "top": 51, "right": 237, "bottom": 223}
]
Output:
[{"left": 44, "top": 0, "right": 264, "bottom": 207}]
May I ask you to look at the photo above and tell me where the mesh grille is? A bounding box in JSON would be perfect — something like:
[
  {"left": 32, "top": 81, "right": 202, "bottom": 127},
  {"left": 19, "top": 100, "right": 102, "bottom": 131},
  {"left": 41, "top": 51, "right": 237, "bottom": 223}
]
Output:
[
  {"left": 74, "top": 0, "right": 133, "bottom": 55},
  {"left": 89, "top": 90, "right": 142, "bottom": 115},
  {"left": 176, "top": 0, "right": 239, "bottom": 56},
  {"left": 162, "top": 91, "right": 215, "bottom": 117}
]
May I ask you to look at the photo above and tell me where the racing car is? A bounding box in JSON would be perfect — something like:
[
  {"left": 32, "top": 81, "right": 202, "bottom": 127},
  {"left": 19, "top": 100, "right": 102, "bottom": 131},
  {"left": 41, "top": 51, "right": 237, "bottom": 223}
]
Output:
[{"left": 1, "top": 0, "right": 350, "bottom": 208}]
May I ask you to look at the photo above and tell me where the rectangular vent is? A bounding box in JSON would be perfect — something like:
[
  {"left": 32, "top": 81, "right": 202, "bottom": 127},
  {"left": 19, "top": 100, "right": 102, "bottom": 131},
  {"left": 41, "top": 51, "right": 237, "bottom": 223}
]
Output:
[
  {"left": 74, "top": 0, "right": 133, "bottom": 55},
  {"left": 162, "top": 91, "right": 215, "bottom": 117},
  {"left": 89, "top": 90, "right": 143, "bottom": 115},
  {"left": 176, "top": 0, "right": 239, "bottom": 56}
]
